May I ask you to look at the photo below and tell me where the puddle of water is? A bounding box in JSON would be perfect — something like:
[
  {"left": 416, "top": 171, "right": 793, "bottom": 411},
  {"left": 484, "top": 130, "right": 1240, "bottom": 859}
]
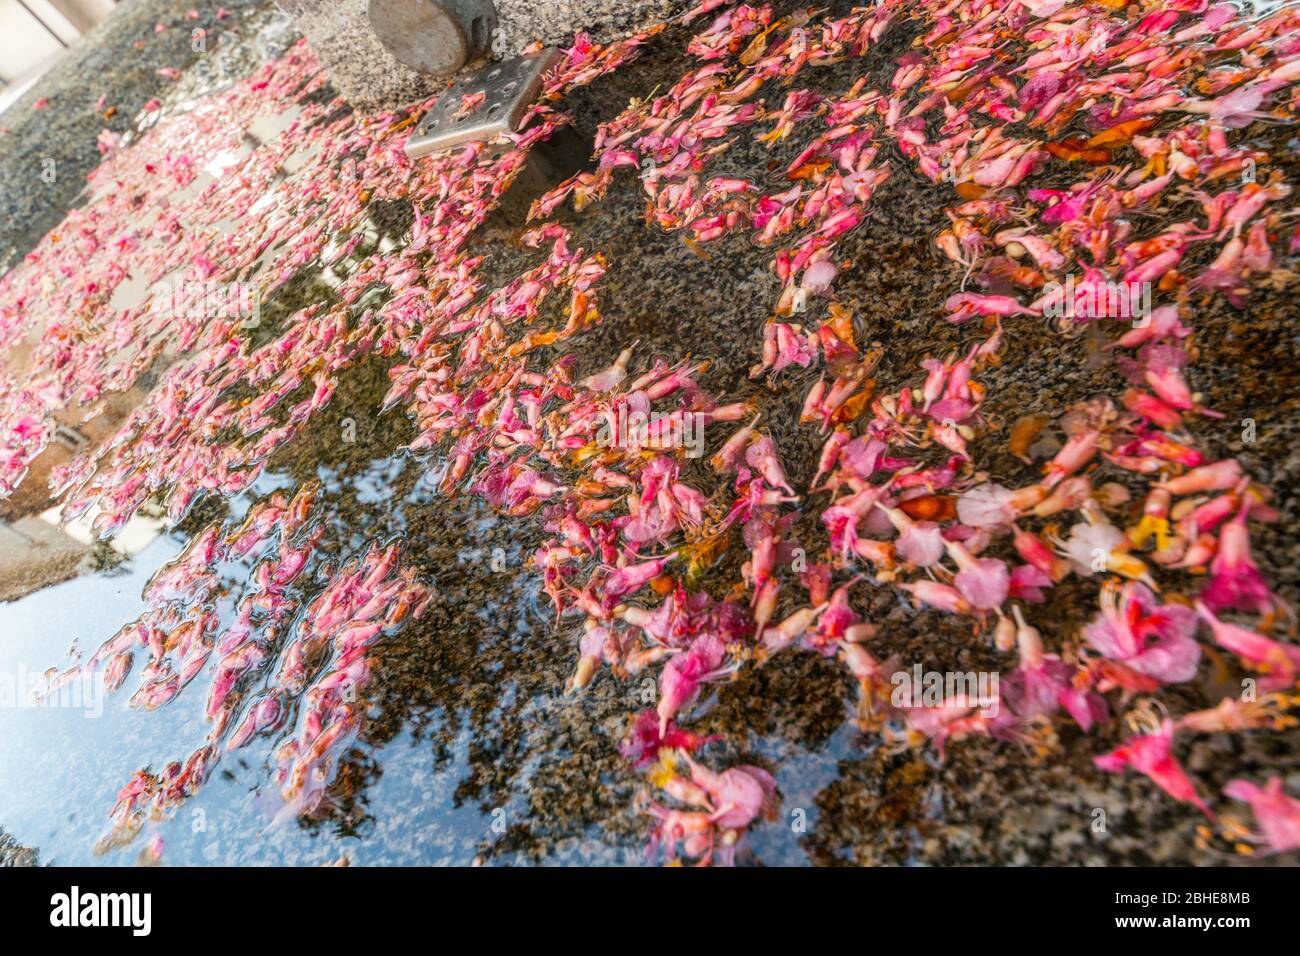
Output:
[{"left": 0, "top": 468, "right": 524, "bottom": 865}]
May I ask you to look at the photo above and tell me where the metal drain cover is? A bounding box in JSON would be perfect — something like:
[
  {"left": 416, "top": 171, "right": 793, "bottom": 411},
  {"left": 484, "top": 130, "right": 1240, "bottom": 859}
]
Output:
[{"left": 404, "top": 48, "right": 561, "bottom": 159}]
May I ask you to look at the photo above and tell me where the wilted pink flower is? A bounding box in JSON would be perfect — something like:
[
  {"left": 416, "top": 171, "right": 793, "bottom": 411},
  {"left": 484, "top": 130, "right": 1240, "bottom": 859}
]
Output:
[
  {"left": 745, "top": 434, "right": 795, "bottom": 494},
  {"left": 752, "top": 322, "right": 816, "bottom": 378},
  {"left": 1223, "top": 777, "right": 1300, "bottom": 854},
  {"left": 876, "top": 503, "right": 943, "bottom": 567},
  {"left": 710, "top": 414, "right": 760, "bottom": 474},
  {"left": 954, "top": 556, "right": 1009, "bottom": 610},
  {"left": 1059, "top": 519, "right": 1126, "bottom": 577},
  {"left": 1084, "top": 582, "right": 1200, "bottom": 684},
  {"left": 657, "top": 635, "right": 730, "bottom": 734},
  {"left": 1094, "top": 720, "right": 1211, "bottom": 816},
  {"left": 1160, "top": 459, "right": 1243, "bottom": 496},
  {"left": 899, "top": 579, "right": 972, "bottom": 615},
  {"left": 944, "top": 292, "right": 1033, "bottom": 323},
  {"left": 1042, "top": 430, "right": 1100, "bottom": 489},
  {"left": 228, "top": 695, "right": 282, "bottom": 751},
  {"left": 619, "top": 709, "right": 718, "bottom": 768},
  {"left": 1002, "top": 649, "right": 1072, "bottom": 719},
  {"left": 903, "top": 698, "right": 1015, "bottom": 755},
  {"left": 956, "top": 483, "right": 1016, "bottom": 528},
  {"left": 838, "top": 435, "right": 886, "bottom": 480},
  {"left": 1144, "top": 343, "right": 1190, "bottom": 411},
  {"left": 804, "top": 578, "right": 860, "bottom": 655},
  {"left": 1199, "top": 505, "right": 1282, "bottom": 618},
  {"left": 760, "top": 604, "right": 825, "bottom": 656},
  {"left": 897, "top": 519, "right": 944, "bottom": 567},
  {"left": 103, "top": 652, "right": 133, "bottom": 693},
  {"left": 604, "top": 556, "right": 674, "bottom": 599},
  {"left": 1059, "top": 685, "right": 1109, "bottom": 733},
  {"left": 684, "top": 755, "right": 777, "bottom": 829},
  {"left": 1195, "top": 601, "right": 1300, "bottom": 691},
  {"left": 801, "top": 258, "right": 838, "bottom": 295},
  {"left": 1008, "top": 563, "right": 1052, "bottom": 603},
  {"left": 1012, "top": 524, "right": 1069, "bottom": 582},
  {"left": 800, "top": 562, "right": 833, "bottom": 606},
  {"left": 944, "top": 539, "right": 1009, "bottom": 610},
  {"left": 1107, "top": 305, "right": 1191, "bottom": 352}
]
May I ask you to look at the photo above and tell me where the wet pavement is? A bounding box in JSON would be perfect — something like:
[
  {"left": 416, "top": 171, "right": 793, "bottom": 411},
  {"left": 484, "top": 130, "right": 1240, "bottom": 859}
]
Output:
[{"left": 0, "top": 0, "right": 1298, "bottom": 867}]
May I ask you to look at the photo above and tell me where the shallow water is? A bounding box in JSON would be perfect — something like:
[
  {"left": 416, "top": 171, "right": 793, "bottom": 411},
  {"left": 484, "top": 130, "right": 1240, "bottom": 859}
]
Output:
[
  {"left": 0, "top": 466, "right": 569, "bottom": 866},
  {"left": 0, "top": 455, "right": 866, "bottom": 866}
]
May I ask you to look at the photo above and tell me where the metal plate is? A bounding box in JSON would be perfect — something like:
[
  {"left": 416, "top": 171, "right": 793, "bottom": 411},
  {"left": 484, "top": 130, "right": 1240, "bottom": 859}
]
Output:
[{"left": 404, "top": 48, "right": 561, "bottom": 159}]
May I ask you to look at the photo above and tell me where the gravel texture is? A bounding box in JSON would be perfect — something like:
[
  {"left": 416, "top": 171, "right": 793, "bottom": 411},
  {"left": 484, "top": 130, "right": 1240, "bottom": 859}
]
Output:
[{"left": 0, "top": 0, "right": 285, "bottom": 270}]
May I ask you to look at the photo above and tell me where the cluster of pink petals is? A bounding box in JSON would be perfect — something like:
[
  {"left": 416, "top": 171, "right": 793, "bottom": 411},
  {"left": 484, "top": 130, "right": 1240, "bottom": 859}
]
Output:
[
  {"left": 1083, "top": 582, "right": 1200, "bottom": 685},
  {"left": 1094, "top": 720, "right": 1212, "bottom": 818},
  {"left": 8, "top": 0, "right": 1300, "bottom": 864},
  {"left": 98, "top": 526, "right": 430, "bottom": 848},
  {"left": 1224, "top": 777, "right": 1300, "bottom": 855},
  {"left": 641, "top": 752, "right": 777, "bottom": 866}
]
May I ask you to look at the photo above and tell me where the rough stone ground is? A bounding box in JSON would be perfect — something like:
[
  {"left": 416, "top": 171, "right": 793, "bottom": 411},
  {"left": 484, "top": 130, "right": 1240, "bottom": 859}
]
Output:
[
  {"left": 1, "top": 0, "right": 1298, "bottom": 865},
  {"left": 493, "top": 0, "right": 696, "bottom": 54},
  {"left": 0, "top": 0, "right": 289, "bottom": 270}
]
